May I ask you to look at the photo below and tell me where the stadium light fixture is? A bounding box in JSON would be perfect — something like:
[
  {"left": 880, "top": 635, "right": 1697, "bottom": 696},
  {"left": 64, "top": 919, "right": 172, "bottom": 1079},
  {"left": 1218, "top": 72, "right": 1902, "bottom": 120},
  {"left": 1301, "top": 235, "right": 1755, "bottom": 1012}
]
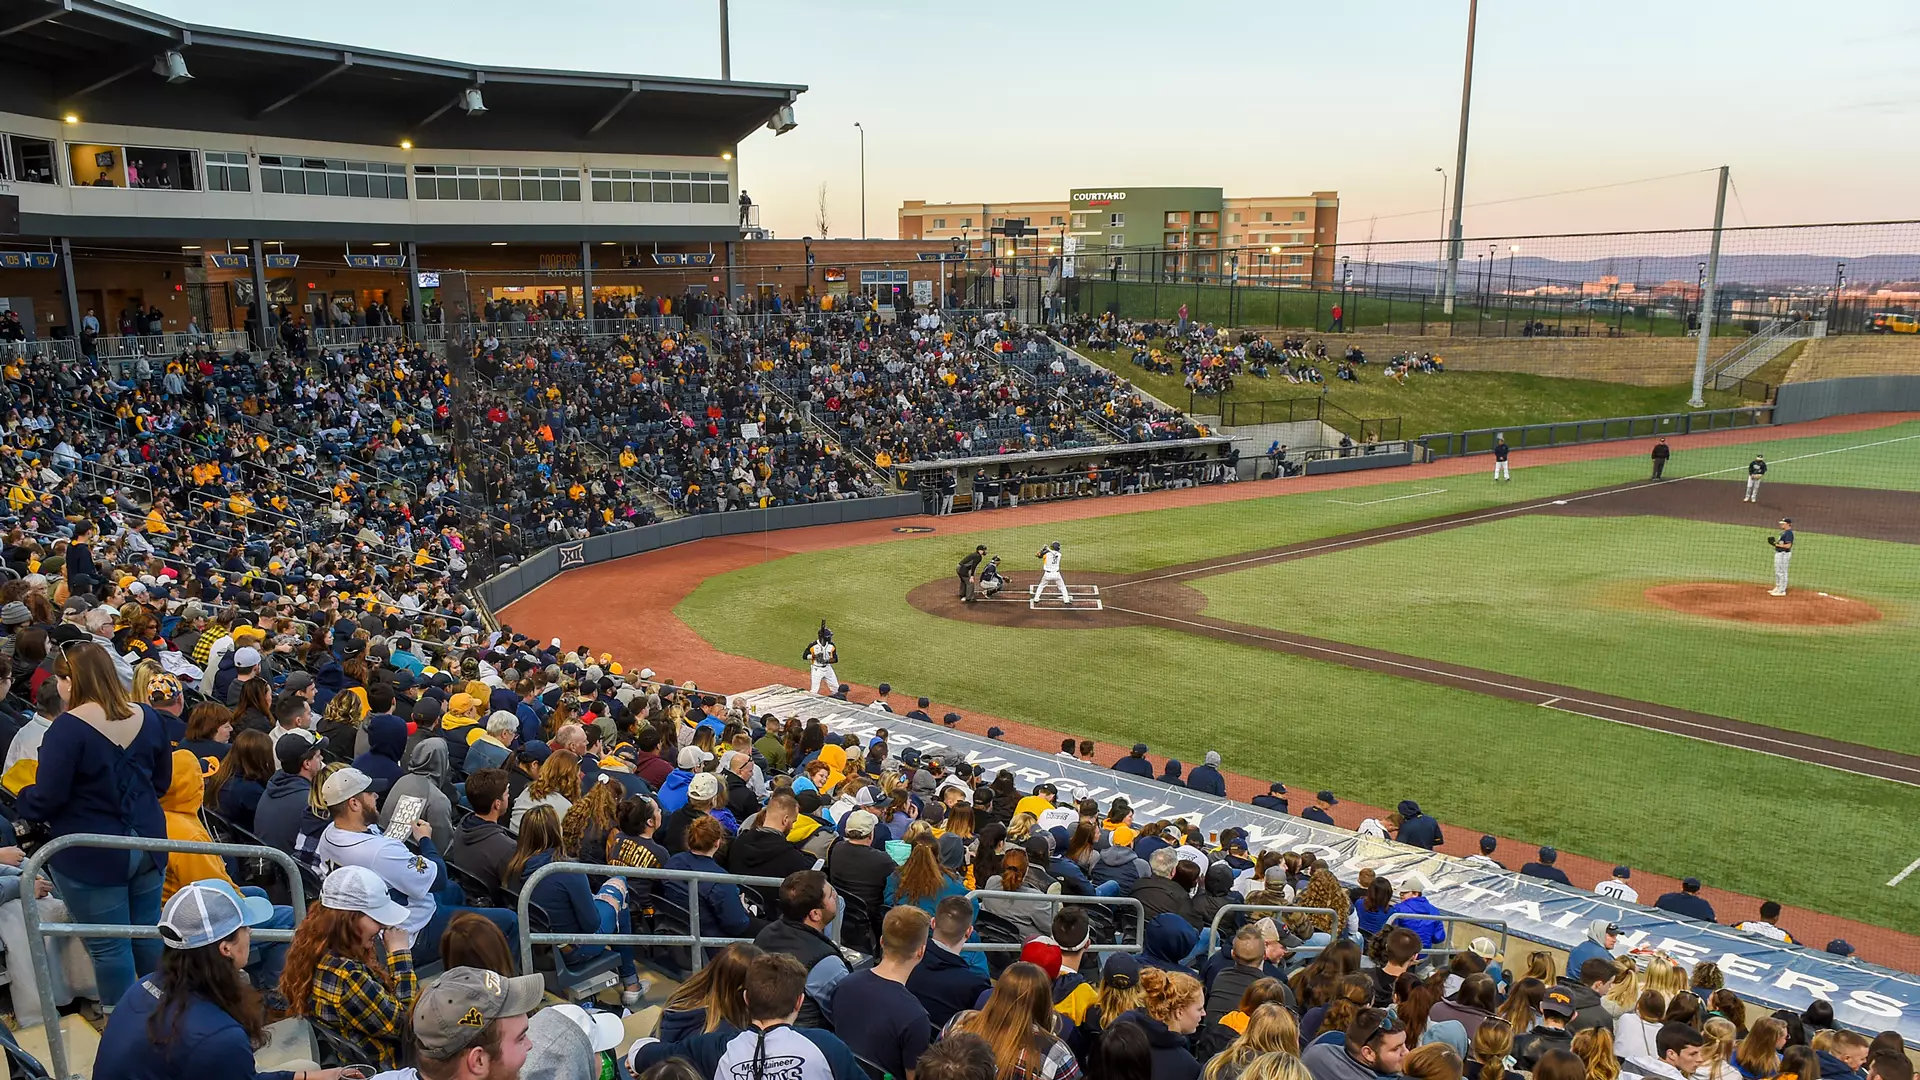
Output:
[
  {"left": 154, "top": 50, "right": 193, "bottom": 83},
  {"left": 63, "top": 113, "right": 79, "bottom": 124},
  {"left": 399, "top": 139, "right": 413, "bottom": 150},
  {"left": 721, "top": 151, "right": 733, "bottom": 161},
  {"left": 460, "top": 87, "right": 487, "bottom": 115}
]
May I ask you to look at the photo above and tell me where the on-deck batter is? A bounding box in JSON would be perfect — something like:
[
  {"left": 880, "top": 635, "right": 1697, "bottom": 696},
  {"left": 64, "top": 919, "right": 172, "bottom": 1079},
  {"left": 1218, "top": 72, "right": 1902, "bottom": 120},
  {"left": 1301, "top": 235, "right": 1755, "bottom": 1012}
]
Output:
[
  {"left": 803, "top": 622, "right": 840, "bottom": 694},
  {"left": 1036, "top": 540, "right": 1070, "bottom": 604}
]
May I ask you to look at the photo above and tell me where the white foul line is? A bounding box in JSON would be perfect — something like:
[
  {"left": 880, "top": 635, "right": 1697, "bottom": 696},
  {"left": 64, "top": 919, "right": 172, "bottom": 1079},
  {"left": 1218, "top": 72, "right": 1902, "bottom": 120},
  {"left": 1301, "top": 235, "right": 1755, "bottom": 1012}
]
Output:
[
  {"left": 1109, "top": 430, "right": 1920, "bottom": 591},
  {"left": 1328, "top": 488, "right": 1449, "bottom": 507},
  {"left": 1103, "top": 603, "right": 1920, "bottom": 786},
  {"left": 1889, "top": 857, "right": 1920, "bottom": 887}
]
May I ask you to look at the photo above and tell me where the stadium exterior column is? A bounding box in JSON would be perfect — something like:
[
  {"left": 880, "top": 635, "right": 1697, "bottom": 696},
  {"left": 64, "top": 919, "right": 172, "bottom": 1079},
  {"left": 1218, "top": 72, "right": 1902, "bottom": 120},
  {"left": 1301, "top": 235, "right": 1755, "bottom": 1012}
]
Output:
[
  {"left": 406, "top": 241, "right": 424, "bottom": 339},
  {"left": 581, "top": 241, "right": 593, "bottom": 322},
  {"left": 58, "top": 237, "right": 80, "bottom": 337},
  {"left": 249, "top": 238, "right": 272, "bottom": 349}
]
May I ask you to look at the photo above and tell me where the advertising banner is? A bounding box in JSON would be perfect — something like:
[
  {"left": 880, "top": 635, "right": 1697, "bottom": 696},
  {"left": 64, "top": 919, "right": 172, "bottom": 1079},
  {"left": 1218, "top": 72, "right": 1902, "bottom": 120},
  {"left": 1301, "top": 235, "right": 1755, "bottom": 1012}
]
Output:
[{"left": 738, "top": 684, "right": 1920, "bottom": 1041}]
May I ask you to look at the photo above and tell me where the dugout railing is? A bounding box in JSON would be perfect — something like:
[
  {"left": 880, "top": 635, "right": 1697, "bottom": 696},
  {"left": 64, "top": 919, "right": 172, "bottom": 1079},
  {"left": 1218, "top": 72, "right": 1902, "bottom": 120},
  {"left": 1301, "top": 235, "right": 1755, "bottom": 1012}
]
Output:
[
  {"left": 1418, "top": 405, "right": 1773, "bottom": 458},
  {"left": 1384, "top": 912, "right": 1510, "bottom": 963},
  {"left": 1204, "top": 904, "right": 1340, "bottom": 959}
]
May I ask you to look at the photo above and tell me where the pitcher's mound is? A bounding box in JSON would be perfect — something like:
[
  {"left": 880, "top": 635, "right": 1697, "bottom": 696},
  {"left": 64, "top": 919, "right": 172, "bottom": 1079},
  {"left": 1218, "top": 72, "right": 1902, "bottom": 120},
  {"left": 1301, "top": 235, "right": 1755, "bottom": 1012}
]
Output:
[{"left": 1644, "top": 583, "right": 1882, "bottom": 627}]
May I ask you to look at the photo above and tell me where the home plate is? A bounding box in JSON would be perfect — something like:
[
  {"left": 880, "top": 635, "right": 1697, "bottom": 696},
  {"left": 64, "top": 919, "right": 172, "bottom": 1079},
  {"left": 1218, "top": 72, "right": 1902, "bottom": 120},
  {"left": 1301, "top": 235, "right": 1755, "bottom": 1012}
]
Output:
[{"left": 1029, "top": 583, "right": 1103, "bottom": 611}]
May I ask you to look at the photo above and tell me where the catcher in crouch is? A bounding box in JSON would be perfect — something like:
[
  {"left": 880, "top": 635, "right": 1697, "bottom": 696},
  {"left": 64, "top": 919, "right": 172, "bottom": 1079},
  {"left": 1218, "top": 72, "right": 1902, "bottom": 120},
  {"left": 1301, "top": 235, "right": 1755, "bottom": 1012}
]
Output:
[
  {"left": 1036, "top": 541, "right": 1071, "bottom": 604},
  {"left": 803, "top": 622, "right": 840, "bottom": 694}
]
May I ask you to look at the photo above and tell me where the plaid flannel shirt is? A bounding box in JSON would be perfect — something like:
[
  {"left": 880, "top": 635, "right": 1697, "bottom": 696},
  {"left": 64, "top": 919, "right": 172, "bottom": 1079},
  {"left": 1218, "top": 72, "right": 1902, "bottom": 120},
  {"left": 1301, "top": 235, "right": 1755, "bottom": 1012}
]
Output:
[{"left": 311, "top": 948, "right": 418, "bottom": 1071}]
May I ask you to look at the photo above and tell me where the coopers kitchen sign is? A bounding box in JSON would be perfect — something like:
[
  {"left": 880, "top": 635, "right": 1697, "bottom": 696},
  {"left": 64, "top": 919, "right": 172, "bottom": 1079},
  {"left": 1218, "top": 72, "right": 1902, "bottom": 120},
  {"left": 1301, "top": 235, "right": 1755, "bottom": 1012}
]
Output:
[
  {"left": 739, "top": 683, "right": 1920, "bottom": 1043},
  {"left": 1073, "top": 191, "right": 1127, "bottom": 206}
]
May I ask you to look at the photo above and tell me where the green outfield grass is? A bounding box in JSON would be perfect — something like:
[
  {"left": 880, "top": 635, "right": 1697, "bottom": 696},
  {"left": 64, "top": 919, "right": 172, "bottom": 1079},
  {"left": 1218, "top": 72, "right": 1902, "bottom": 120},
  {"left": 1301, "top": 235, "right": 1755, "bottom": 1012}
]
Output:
[
  {"left": 1080, "top": 345, "right": 1763, "bottom": 437},
  {"left": 674, "top": 419, "right": 1920, "bottom": 932},
  {"left": 1197, "top": 515, "right": 1920, "bottom": 754}
]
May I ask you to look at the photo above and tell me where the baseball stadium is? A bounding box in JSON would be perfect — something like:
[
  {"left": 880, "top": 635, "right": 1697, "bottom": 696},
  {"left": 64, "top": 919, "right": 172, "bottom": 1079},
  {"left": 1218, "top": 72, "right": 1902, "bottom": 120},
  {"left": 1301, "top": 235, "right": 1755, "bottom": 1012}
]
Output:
[{"left": 11, "top": 1, "right": 1920, "bottom": 1076}]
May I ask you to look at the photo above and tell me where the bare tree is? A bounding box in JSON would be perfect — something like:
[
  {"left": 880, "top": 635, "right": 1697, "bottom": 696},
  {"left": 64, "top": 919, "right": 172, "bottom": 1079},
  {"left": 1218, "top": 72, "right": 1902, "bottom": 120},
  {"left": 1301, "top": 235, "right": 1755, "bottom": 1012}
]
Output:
[{"left": 815, "top": 182, "right": 831, "bottom": 237}]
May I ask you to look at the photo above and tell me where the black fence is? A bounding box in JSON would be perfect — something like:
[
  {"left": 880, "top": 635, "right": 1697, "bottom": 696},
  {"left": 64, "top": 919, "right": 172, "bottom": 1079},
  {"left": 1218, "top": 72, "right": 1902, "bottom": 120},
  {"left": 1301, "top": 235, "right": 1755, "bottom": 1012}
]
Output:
[
  {"left": 1773, "top": 375, "right": 1920, "bottom": 423},
  {"left": 475, "top": 494, "right": 924, "bottom": 615},
  {"left": 1416, "top": 406, "right": 1775, "bottom": 459}
]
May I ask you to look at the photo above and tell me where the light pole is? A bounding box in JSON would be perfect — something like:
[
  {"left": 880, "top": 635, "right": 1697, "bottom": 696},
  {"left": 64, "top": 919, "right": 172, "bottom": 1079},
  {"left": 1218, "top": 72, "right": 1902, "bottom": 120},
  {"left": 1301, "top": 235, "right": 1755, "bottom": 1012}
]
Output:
[
  {"left": 1506, "top": 244, "right": 1518, "bottom": 334},
  {"left": 1833, "top": 261, "right": 1846, "bottom": 326},
  {"left": 852, "top": 121, "right": 866, "bottom": 240},
  {"left": 1434, "top": 167, "right": 1448, "bottom": 296}
]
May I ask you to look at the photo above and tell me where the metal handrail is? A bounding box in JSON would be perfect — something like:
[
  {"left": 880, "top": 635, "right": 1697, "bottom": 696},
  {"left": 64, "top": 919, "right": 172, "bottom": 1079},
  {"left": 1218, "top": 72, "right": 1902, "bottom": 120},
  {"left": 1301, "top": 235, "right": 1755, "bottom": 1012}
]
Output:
[
  {"left": 21, "top": 833, "right": 308, "bottom": 1078},
  {"left": 1384, "top": 912, "right": 1508, "bottom": 961},
  {"left": 515, "top": 861, "right": 785, "bottom": 971},
  {"left": 1204, "top": 904, "right": 1338, "bottom": 958},
  {"left": 962, "top": 890, "right": 1145, "bottom": 953}
]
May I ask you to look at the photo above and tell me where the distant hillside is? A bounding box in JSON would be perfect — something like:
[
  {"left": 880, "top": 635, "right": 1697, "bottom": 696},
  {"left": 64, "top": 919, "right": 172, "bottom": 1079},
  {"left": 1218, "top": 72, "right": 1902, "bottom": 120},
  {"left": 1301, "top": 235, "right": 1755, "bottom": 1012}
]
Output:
[{"left": 1351, "top": 253, "right": 1920, "bottom": 292}]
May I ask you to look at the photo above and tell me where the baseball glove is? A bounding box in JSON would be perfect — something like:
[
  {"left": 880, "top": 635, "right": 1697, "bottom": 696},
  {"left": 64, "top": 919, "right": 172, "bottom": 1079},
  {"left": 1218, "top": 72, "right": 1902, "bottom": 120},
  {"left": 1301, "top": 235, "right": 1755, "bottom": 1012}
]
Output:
[{"left": 1766, "top": 535, "right": 1777, "bottom": 545}]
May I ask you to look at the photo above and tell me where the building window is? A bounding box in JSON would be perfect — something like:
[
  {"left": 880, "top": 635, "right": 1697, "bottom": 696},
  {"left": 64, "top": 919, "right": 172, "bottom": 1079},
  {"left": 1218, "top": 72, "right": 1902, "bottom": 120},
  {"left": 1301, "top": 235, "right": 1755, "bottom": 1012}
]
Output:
[
  {"left": 1229, "top": 212, "right": 1240, "bottom": 223},
  {"left": 1261, "top": 211, "right": 1273, "bottom": 222},
  {"left": 262, "top": 155, "right": 408, "bottom": 198},
  {"left": 1292, "top": 210, "right": 1307, "bottom": 222},
  {"left": 1049, "top": 215, "right": 1064, "bottom": 226},
  {"left": 1072, "top": 214, "right": 1087, "bottom": 229},
  {"left": 2, "top": 134, "right": 57, "bottom": 184},
  {"left": 933, "top": 218, "right": 946, "bottom": 229},
  {"left": 991, "top": 217, "right": 1005, "bottom": 227},
  {"left": 1109, "top": 234, "right": 1124, "bottom": 248},
  {"left": 121, "top": 147, "right": 199, "bottom": 190},
  {"left": 1255, "top": 253, "right": 1270, "bottom": 265},
  {"left": 204, "top": 151, "right": 249, "bottom": 192},
  {"left": 1289, "top": 255, "right": 1304, "bottom": 265},
  {"left": 420, "top": 164, "right": 581, "bottom": 202},
  {"left": 1164, "top": 232, "right": 1183, "bottom": 247},
  {"left": 960, "top": 217, "right": 972, "bottom": 227},
  {"left": 1108, "top": 212, "right": 1124, "bottom": 228},
  {"left": 1196, "top": 211, "right": 1217, "bottom": 225},
  {"left": 1164, "top": 211, "right": 1185, "bottom": 226},
  {"left": 1195, "top": 232, "right": 1216, "bottom": 248},
  {"left": 589, "top": 169, "right": 724, "bottom": 204}
]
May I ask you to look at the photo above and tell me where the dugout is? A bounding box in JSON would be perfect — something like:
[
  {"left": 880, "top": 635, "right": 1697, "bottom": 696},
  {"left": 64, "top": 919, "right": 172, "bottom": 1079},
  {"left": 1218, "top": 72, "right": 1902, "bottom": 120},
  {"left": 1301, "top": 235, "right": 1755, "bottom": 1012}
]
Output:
[{"left": 897, "top": 436, "right": 1236, "bottom": 509}]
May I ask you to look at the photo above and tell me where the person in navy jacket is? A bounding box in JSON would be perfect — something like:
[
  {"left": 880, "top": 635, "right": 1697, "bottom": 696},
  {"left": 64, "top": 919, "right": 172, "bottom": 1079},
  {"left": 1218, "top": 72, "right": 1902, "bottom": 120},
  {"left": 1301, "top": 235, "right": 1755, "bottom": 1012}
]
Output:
[
  {"left": 1654, "top": 877, "right": 1718, "bottom": 923},
  {"left": 1186, "top": 751, "right": 1228, "bottom": 797},
  {"left": 17, "top": 640, "right": 174, "bottom": 1008},
  {"left": 93, "top": 880, "right": 360, "bottom": 1080},
  {"left": 1113, "top": 743, "right": 1155, "bottom": 778},
  {"left": 1394, "top": 800, "right": 1443, "bottom": 850}
]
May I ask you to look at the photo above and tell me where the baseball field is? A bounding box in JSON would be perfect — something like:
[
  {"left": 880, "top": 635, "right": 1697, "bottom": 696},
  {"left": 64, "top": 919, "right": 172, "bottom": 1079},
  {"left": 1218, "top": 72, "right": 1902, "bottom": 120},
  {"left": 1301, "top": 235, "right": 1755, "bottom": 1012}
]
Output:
[{"left": 665, "top": 418, "right": 1920, "bottom": 936}]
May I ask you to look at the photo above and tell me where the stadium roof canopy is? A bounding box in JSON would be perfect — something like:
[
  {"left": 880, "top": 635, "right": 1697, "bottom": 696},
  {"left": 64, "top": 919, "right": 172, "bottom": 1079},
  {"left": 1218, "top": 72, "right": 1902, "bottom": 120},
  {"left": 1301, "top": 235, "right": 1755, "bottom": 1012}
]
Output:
[{"left": 0, "top": 0, "right": 805, "bottom": 156}]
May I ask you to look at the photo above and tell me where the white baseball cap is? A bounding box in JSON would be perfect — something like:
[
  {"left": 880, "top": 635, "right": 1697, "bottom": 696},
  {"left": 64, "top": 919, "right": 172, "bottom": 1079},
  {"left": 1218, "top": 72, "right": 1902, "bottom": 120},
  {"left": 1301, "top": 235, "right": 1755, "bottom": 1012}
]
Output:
[
  {"left": 233, "top": 646, "right": 263, "bottom": 668},
  {"left": 319, "top": 766, "right": 373, "bottom": 806},
  {"left": 158, "top": 879, "right": 276, "bottom": 950},
  {"left": 321, "top": 865, "right": 411, "bottom": 927},
  {"left": 548, "top": 1003, "right": 625, "bottom": 1052}
]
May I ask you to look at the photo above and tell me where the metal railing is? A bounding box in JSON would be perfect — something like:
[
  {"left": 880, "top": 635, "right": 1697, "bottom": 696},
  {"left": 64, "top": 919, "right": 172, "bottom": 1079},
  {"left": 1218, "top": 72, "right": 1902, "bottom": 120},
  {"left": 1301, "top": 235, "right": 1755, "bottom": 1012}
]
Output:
[
  {"left": 1709, "top": 318, "right": 1819, "bottom": 391},
  {"left": 1384, "top": 912, "right": 1508, "bottom": 961},
  {"left": 515, "top": 861, "right": 785, "bottom": 971},
  {"left": 22, "top": 834, "right": 308, "bottom": 1080},
  {"left": 962, "top": 891, "right": 1145, "bottom": 953},
  {"left": 1417, "top": 405, "right": 1774, "bottom": 459},
  {"left": 1204, "top": 904, "right": 1339, "bottom": 958},
  {"left": 89, "top": 330, "right": 251, "bottom": 359}
]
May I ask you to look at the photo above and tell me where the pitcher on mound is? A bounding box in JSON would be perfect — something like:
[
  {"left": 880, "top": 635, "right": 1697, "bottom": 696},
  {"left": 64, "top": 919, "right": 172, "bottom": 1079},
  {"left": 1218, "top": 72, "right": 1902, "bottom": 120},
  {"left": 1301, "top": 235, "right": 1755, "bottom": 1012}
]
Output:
[{"left": 1036, "top": 541, "right": 1071, "bottom": 604}]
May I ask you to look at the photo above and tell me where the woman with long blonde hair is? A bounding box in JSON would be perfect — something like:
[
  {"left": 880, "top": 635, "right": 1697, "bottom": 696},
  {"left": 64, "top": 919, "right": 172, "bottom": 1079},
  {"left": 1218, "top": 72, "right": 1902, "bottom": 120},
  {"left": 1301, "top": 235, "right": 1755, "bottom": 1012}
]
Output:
[
  {"left": 886, "top": 821, "right": 967, "bottom": 915},
  {"left": 1522, "top": 951, "right": 1557, "bottom": 986},
  {"left": 1004, "top": 810, "right": 1038, "bottom": 847},
  {"left": 1204, "top": 1002, "right": 1301, "bottom": 1080},
  {"left": 942, "top": 961, "right": 1081, "bottom": 1080},
  {"left": 1701, "top": 1017, "right": 1741, "bottom": 1080},
  {"left": 1466, "top": 1017, "right": 1513, "bottom": 1080},
  {"left": 658, "top": 941, "right": 761, "bottom": 1040},
  {"left": 1602, "top": 957, "right": 1641, "bottom": 1018},
  {"left": 1643, "top": 955, "right": 1689, "bottom": 998},
  {"left": 1571, "top": 1027, "right": 1621, "bottom": 1080},
  {"left": 1735, "top": 1017, "right": 1787, "bottom": 1079},
  {"left": 1495, "top": 978, "right": 1545, "bottom": 1038},
  {"left": 1235, "top": 1054, "right": 1315, "bottom": 1080},
  {"left": 511, "top": 749, "right": 580, "bottom": 831}
]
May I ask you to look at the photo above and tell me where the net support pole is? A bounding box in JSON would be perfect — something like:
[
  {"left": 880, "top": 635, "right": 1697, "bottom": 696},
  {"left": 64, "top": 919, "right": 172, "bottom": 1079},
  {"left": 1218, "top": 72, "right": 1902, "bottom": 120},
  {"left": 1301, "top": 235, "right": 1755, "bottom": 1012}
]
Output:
[
  {"left": 1441, "top": 0, "right": 1477, "bottom": 317},
  {"left": 1688, "top": 165, "right": 1730, "bottom": 408}
]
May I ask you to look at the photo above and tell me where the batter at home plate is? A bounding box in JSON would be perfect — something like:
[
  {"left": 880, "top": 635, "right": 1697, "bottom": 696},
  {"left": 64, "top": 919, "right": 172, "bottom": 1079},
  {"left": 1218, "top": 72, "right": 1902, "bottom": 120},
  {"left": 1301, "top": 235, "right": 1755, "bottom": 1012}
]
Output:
[{"left": 1036, "top": 541, "right": 1071, "bottom": 604}]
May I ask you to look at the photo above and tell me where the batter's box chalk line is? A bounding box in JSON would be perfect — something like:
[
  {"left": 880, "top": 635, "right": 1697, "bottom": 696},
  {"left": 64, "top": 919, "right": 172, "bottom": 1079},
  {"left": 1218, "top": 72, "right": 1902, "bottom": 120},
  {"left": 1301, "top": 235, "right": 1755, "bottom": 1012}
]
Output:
[{"left": 1028, "top": 583, "right": 1104, "bottom": 611}]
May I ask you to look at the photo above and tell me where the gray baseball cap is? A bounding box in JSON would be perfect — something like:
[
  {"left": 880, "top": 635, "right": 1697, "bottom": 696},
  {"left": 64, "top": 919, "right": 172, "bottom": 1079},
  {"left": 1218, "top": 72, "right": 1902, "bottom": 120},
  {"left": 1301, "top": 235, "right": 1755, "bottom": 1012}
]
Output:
[{"left": 412, "top": 966, "right": 546, "bottom": 1058}]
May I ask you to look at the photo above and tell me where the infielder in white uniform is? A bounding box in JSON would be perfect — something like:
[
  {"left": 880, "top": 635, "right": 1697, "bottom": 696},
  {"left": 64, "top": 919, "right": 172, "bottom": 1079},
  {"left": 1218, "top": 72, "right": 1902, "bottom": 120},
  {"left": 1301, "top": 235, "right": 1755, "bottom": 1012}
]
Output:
[
  {"left": 803, "top": 623, "right": 840, "bottom": 694},
  {"left": 1036, "top": 541, "right": 1071, "bottom": 604}
]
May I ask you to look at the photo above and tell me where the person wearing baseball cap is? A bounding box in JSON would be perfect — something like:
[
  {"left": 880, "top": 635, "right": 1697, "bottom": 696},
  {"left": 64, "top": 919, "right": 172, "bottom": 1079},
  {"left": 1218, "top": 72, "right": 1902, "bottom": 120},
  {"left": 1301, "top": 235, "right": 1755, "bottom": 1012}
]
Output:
[
  {"left": 1520, "top": 846, "right": 1572, "bottom": 886},
  {"left": 1654, "top": 876, "right": 1717, "bottom": 923},
  {"left": 314, "top": 767, "right": 441, "bottom": 947},
  {"left": 1251, "top": 781, "right": 1288, "bottom": 813},
  {"left": 95, "top": 879, "right": 367, "bottom": 1080},
  {"left": 1302, "top": 790, "right": 1339, "bottom": 826},
  {"left": 404, "top": 966, "right": 544, "bottom": 1080},
  {"left": 1515, "top": 987, "right": 1578, "bottom": 1070},
  {"left": 279, "top": 865, "right": 420, "bottom": 1070},
  {"left": 1113, "top": 742, "right": 1154, "bottom": 778}
]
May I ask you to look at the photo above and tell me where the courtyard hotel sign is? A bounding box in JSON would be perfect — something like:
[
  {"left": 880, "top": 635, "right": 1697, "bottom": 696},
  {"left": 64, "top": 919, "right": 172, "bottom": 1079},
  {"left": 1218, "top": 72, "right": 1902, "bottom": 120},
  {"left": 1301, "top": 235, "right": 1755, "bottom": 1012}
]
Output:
[{"left": 1072, "top": 191, "right": 1127, "bottom": 206}]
